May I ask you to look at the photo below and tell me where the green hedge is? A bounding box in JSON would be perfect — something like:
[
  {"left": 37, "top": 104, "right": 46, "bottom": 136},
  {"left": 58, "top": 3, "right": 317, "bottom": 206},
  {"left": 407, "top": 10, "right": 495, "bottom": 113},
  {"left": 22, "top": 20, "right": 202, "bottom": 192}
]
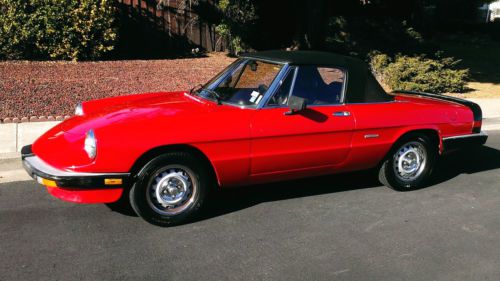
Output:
[
  {"left": 0, "top": 0, "right": 117, "bottom": 60},
  {"left": 370, "top": 53, "right": 469, "bottom": 93}
]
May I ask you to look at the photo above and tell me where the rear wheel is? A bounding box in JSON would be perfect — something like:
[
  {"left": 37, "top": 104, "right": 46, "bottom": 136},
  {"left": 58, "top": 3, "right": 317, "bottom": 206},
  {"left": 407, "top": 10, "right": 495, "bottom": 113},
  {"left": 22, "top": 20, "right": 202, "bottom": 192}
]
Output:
[
  {"left": 379, "top": 134, "right": 437, "bottom": 191},
  {"left": 130, "top": 152, "right": 209, "bottom": 226}
]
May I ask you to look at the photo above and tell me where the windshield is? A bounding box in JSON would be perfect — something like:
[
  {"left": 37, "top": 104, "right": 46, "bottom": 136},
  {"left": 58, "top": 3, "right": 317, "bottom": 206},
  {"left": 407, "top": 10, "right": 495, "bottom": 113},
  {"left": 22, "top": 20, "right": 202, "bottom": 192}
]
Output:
[{"left": 195, "top": 59, "right": 283, "bottom": 107}]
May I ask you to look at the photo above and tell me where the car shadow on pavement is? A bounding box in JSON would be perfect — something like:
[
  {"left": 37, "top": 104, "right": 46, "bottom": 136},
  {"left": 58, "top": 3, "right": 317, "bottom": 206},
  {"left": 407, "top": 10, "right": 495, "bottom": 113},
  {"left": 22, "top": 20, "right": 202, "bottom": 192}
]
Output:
[
  {"left": 105, "top": 169, "right": 382, "bottom": 218},
  {"left": 106, "top": 145, "right": 500, "bottom": 223},
  {"left": 429, "top": 145, "right": 500, "bottom": 186},
  {"left": 196, "top": 145, "right": 500, "bottom": 223},
  {"left": 196, "top": 169, "right": 382, "bottom": 223}
]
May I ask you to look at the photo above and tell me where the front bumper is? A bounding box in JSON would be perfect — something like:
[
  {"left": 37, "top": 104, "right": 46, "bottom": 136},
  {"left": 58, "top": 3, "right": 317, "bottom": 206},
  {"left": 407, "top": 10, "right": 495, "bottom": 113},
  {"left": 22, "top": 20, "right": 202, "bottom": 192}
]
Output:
[
  {"left": 22, "top": 145, "right": 130, "bottom": 203},
  {"left": 442, "top": 131, "right": 488, "bottom": 152}
]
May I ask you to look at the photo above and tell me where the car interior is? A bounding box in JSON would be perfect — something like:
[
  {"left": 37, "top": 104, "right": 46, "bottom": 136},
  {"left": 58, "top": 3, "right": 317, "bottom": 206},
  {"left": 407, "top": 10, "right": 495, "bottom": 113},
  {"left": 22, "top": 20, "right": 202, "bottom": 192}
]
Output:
[{"left": 268, "top": 66, "right": 345, "bottom": 107}]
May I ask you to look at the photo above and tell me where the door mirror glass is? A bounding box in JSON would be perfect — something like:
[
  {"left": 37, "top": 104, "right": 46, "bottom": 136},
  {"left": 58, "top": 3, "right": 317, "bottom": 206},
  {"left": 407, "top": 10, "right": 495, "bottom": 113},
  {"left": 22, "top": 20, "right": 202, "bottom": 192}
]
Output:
[{"left": 285, "top": 95, "right": 307, "bottom": 115}]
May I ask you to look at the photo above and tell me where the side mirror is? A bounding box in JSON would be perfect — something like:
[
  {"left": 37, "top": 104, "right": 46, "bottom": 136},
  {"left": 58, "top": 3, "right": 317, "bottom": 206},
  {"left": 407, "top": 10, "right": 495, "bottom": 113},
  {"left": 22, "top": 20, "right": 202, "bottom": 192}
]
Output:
[{"left": 285, "top": 95, "right": 307, "bottom": 115}]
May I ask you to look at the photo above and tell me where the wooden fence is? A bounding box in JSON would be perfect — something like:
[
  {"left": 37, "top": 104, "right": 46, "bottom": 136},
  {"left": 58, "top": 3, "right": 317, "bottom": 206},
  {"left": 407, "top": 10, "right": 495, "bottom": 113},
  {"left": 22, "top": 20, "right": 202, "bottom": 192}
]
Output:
[{"left": 117, "top": 0, "right": 226, "bottom": 53}]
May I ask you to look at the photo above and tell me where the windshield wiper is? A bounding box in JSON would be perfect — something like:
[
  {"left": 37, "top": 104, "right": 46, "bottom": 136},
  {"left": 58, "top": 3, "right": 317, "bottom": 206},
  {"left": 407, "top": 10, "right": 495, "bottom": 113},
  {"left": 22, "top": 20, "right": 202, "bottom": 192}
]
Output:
[
  {"left": 189, "top": 85, "right": 222, "bottom": 105},
  {"left": 202, "top": 88, "right": 223, "bottom": 105},
  {"left": 189, "top": 84, "right": 203, "bottom": 95}
]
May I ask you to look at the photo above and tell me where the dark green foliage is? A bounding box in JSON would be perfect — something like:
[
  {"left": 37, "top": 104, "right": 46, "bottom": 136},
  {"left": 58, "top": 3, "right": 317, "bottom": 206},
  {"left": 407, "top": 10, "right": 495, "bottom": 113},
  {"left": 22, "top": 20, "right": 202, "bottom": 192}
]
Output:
[
  {"left": 325, "top": 17, "right": 430, "bottom": 57},
  {"left": 370, "top": 53, "right": 469, "bottom": 93},
  {"left": 214, "top": 0, "right": 257, "bottom": 54},
  {"left": 0, "top": 0, "right": 118, "bottom": 60}
]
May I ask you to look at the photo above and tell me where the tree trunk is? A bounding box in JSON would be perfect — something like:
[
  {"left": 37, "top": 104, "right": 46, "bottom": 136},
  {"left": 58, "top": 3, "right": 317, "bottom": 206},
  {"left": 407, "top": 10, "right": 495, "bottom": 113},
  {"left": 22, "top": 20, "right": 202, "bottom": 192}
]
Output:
[{"left": 291, "top": 0, "right": 328, "bottom": 50}]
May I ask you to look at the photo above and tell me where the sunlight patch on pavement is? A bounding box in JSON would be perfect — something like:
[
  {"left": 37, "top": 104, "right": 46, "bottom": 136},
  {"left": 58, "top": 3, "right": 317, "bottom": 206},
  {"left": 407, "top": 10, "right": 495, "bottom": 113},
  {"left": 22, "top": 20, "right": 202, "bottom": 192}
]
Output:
[
  {"left": 484, "top": 125, "right": 500, "bottom": 132},
  {"left": 0, "top": 169, "right": 31, "bottom": 184}
]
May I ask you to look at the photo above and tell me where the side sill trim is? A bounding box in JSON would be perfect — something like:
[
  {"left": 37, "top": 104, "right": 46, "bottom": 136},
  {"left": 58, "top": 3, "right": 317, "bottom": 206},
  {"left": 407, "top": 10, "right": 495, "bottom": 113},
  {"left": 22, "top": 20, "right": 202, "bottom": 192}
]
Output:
[{"left": 442, "top": 131, "right": 488, "bottom": 141}]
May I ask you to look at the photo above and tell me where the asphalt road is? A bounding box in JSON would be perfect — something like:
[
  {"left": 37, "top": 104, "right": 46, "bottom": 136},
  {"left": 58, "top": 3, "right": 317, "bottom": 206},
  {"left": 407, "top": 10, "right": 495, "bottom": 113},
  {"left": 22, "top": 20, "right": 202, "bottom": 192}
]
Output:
[{"left": 1, "top": 133, "right": 500, "bottom": 281}]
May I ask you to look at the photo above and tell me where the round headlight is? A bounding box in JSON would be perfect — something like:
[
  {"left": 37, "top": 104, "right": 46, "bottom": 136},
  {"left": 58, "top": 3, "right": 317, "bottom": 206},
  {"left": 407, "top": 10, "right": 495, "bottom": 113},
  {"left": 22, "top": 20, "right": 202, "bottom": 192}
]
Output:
[
  {"left": 84, "top": 129, "right": 97, "bottom": 159},
  {"left": 75, "top": 103, "right": 84, "bottom": 116}
]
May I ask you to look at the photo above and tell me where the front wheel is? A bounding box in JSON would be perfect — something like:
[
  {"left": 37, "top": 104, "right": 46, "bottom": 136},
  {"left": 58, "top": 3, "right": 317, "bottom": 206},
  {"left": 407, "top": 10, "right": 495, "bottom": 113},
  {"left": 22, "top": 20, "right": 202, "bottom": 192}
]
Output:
[
  {"left": 130, "top": 152, "right": 209, "bottom": 226},
  {"left": 379, "top": 134, "right": 437, "bottom": 191}
]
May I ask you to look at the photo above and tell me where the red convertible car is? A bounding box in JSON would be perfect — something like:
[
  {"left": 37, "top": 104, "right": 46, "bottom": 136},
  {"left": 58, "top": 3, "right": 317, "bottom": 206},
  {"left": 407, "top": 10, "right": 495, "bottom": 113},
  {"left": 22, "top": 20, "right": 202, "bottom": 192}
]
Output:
[{"left": 23, "top": 51, "right": 487, "bottom": 226}]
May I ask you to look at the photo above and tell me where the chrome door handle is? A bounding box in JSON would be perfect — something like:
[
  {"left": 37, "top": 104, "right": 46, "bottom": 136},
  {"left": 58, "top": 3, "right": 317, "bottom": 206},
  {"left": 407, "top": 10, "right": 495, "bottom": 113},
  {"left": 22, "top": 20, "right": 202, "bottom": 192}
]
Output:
[{"left": 332, "top": 111, "right": 351, "bottom": 117}]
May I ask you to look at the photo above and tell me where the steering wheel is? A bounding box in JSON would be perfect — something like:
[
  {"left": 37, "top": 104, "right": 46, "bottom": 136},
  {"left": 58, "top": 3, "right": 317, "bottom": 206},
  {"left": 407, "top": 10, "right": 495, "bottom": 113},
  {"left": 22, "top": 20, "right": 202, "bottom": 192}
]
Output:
[
  {"left": 269, "top": 87, "right": 289, "bottom": 106},
  {"left": 258, "top": 84, "right": 268, "bottom": 94}
]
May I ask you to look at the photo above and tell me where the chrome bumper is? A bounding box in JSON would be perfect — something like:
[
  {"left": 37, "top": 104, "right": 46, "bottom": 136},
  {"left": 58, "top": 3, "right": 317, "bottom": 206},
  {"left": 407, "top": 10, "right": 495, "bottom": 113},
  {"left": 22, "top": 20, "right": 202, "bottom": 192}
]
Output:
[
  {"left": 442, "top": 131, "right": 488, "bottom": 152},
  {"left": 22, "top": 145, "right": 130, "bottom": 189}
]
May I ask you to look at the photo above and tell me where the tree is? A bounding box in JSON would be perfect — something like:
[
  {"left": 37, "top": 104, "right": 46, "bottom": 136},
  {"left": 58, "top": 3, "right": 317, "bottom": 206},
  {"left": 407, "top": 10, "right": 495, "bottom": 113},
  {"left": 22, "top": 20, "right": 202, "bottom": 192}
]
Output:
[{"left": 214, "top": 0, "right": 257, "bottom": 54}]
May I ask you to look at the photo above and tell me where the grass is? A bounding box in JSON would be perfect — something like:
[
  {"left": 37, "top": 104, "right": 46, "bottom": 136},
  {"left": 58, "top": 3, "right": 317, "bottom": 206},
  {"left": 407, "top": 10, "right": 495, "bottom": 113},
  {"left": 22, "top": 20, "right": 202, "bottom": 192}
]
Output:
[{"left": 436, "top": 36, "right": 500, "bottom": 98}]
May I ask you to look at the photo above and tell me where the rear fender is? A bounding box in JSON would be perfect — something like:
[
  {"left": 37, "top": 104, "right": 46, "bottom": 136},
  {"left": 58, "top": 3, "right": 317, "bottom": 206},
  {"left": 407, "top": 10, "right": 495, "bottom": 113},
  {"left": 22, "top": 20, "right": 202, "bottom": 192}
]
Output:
[{"left": 389, "top": 125, "right": 442, "bottom": 155}]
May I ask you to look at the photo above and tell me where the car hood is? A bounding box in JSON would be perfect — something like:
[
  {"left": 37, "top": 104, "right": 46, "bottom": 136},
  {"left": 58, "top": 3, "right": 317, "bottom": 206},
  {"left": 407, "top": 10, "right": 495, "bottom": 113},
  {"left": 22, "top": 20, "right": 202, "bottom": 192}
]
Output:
[
  {"left": 33, "top": 91, "right": 252, "bottom": 172},
  {"left": 61, "top": 91, "right": 215, "bottom": 135}
]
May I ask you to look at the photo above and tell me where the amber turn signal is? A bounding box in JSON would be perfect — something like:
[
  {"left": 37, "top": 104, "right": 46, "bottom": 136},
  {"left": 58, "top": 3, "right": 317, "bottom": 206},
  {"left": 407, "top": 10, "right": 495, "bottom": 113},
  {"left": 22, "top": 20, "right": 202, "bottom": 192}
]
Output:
[
  {"left": 37, "top": 176, "right": 57, "bottom": 187},
  {"left": 104, "top": 178, "right": 122, "bottom": 185}
]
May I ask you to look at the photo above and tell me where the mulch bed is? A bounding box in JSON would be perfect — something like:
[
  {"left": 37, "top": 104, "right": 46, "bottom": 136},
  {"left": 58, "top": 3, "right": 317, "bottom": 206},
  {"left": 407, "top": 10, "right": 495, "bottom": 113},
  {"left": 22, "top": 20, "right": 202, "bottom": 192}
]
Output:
[{"left": 0, "top": 53, "right": 235, "bottom": 122}]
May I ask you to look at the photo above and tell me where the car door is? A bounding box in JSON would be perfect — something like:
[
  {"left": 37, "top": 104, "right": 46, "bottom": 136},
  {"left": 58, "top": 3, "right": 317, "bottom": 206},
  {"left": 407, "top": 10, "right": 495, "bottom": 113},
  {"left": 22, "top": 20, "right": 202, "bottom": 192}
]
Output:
[{"left": 250, "top": 65, "right": 355, "bottom": 177}]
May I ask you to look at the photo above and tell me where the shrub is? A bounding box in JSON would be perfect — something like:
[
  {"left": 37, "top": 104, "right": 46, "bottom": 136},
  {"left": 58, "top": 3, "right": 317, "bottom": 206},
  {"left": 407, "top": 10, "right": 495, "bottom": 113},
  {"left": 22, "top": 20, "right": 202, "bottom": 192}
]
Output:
[
  {"left": 369, "top": 53, "right": 469, "bottom": 93},
  {"left": 369, "top": 52, "right": 391, "bottom": 80},
  {"left": 0, "top": 0, "right": 117, "bottom": 61}
]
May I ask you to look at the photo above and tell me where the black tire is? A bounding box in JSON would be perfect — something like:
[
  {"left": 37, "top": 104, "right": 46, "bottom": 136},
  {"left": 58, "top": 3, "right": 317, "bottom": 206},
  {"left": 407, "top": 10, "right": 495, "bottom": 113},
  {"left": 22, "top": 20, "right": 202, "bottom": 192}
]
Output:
[
  {"left": 130, "top": 152, "right": 210, "bottom": 226},
  {"left": 378, "top": 134, "right": 438, "bottom": 191},
  {"left": 105, "top": 187, "right": 137, "bottom": 216}
]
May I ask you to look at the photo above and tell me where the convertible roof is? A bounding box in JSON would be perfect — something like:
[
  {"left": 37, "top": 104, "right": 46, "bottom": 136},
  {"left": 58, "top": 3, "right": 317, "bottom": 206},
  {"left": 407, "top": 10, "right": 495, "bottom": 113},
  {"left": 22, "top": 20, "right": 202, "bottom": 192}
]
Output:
[
  {"left": 241, "top": 50, "right": 393, "bottom": 103},
  {"left": 241, "top": 50, "right": 363, "bottom": 67}
]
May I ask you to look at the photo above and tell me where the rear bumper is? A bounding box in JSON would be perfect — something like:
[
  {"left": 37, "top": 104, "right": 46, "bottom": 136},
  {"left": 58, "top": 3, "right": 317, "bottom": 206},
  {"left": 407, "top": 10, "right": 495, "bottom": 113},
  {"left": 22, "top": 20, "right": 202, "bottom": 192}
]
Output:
[
  {"left": 442, "top": 131, "right": 488, "bottom": 152},
  {"left": 22, "top": 145, "right": 130, "bottom": 203}
]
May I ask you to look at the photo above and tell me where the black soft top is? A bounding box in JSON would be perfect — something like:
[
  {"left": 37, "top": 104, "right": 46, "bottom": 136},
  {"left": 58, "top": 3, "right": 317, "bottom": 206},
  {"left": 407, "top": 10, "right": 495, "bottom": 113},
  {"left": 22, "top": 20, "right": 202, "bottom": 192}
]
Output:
[{"left": 241, "top": 50, "right": 392, "bottom": 103}]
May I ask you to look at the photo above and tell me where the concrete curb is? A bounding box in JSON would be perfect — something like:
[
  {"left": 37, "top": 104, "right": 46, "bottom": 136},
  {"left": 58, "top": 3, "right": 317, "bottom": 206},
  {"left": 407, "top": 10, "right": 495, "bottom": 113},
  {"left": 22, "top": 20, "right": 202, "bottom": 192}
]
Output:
[
  {"left": 0, "top": 115, "right": 70, "bottom": 124},
  {"left": 0, "top": 157, "right": 30, "bottom": 183},
  {"left": 0, "top": 121, "right": 59, "bottom": 156},
  {"left": 483, "top": 122, "right": 500, "bottom": 132}
]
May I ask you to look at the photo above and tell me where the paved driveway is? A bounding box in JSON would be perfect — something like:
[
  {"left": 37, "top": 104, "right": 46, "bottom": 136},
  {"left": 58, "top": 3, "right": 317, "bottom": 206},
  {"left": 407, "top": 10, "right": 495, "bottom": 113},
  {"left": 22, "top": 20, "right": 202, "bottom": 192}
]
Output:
[{"left": 1, "top": 132, "right": 500, "bottom": 281}]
